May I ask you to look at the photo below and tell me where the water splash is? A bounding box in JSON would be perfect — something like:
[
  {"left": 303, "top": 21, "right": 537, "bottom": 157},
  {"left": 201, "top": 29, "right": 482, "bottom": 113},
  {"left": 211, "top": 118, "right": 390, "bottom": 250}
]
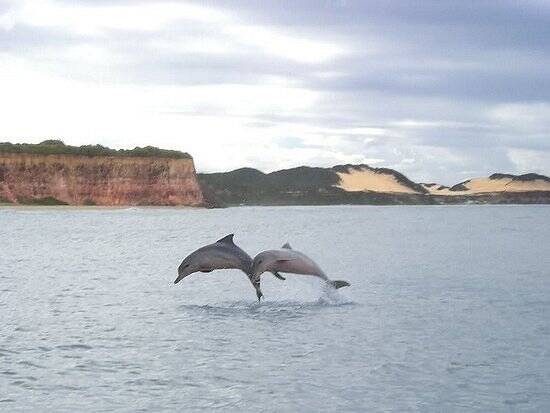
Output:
[{"left": 318, "top": 283, "right": 353, "bottom": 305}]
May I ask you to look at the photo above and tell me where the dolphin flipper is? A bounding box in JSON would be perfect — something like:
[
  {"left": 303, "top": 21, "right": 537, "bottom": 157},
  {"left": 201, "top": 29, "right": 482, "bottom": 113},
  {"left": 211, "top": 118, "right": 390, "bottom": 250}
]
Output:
[
  {"left": 271, "top": 271, "right": 286, "bottom": 280},
  {"left": 329, "top": 280, "right": 350, "bottom": 289}
]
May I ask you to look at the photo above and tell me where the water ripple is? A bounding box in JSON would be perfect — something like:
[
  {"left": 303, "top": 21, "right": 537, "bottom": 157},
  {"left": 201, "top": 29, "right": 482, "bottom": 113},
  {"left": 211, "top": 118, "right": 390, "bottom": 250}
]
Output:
[{"left": 1, "top": 205, "right": 549, "bottom": 411}]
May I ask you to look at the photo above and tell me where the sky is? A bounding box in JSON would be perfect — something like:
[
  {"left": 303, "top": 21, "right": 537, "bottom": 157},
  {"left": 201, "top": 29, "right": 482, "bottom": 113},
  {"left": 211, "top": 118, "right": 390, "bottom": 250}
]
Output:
[{"left": 1, "top": 0, "right": 549, "bottom": 184}]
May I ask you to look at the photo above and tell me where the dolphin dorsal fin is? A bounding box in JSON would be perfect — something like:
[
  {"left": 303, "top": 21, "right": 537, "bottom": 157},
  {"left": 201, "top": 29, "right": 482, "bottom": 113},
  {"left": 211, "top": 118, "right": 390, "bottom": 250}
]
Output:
[
  {"left": 216, "top": 234, "right": 235, "bottom": 244},
  {"left": 282, "top": 242, "right": 292, "bottom": 250}
]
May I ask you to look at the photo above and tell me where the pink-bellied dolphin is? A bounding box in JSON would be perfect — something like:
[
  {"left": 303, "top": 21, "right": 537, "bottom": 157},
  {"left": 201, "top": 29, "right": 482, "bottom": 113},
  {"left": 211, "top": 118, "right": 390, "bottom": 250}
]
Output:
[
  {"left": 252, "top": 243, "right": 350, "bottom": 289},
  {"left": 174, "top": 234, "right": 284, "bottom": 301}
]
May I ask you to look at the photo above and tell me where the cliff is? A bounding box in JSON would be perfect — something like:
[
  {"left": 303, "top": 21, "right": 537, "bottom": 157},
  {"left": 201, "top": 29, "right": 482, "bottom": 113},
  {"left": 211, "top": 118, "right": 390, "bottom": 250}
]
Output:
[
  {"left": 0, "top": 144, "right": 203, "bottom": 206},
  {"left": 199, "top": 165, "right": 550, "bottom": 206},
  {"left": 3, "top": 140, "right": 548, "bottom": 207}
]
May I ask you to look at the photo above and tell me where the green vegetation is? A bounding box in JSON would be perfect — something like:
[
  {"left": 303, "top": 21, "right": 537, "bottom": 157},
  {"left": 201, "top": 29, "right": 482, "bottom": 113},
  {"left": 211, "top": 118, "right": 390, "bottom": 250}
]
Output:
[
  {"left": 0, "top": 140, "right": 191, "bottom": 159},
  {"left": 0, "top": 196, "right": 12, "bottom": 204},
  {"left": 489, "top": 173, "right": 516, "bottom": 180},
  {"left": 511, "top": 173, "right": 550, "bottom": 183},
  {"left": 17, "top": 196, "right": 69, "bottom": 206},
  {"left": 449, "top": 181, "right": 470, "bottom": 192},
  {"left": 489, "top": 173, "right": 550, "bottom": 182}
]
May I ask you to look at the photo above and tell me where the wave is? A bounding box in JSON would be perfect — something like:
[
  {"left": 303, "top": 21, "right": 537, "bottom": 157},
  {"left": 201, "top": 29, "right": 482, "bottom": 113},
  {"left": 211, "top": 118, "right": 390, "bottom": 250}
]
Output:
[{"left": 176, "top": 291, "right": 356, "bottom": 321}]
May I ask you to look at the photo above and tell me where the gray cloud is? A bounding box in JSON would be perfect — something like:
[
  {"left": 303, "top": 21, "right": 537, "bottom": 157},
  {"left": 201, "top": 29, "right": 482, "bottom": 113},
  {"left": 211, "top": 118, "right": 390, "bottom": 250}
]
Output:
[{"left": 1, "top": 0, "right": 549, "bottom": 183}]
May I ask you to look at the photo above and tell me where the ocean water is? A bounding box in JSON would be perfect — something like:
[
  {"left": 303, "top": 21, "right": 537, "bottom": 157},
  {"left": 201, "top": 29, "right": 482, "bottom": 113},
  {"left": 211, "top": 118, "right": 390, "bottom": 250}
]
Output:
[{"left": 1, "top": 205, "right": 549, "bottom": 412}]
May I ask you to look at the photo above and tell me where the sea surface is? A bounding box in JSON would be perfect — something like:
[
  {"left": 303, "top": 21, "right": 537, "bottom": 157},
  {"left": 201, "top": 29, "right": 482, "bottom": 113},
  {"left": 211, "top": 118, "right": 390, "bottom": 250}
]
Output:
[{"left": 1, "top": 205, "right": 549, "bottom": 412}]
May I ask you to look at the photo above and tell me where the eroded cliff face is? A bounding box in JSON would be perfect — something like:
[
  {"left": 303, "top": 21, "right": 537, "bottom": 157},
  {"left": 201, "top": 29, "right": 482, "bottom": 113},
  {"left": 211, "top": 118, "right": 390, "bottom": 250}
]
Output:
[{"left": 0, "top": 153, "right": 204, "bottom": 206}]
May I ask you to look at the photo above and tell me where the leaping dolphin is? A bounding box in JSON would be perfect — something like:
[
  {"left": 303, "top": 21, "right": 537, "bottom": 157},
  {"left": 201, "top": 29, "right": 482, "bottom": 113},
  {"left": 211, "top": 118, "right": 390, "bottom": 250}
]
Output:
[
  {"left": 174, "top": 234, "right": 284, "bottom": 301},
  {"left": 252, "top": 243, "right": 350, "bottom": 289}
]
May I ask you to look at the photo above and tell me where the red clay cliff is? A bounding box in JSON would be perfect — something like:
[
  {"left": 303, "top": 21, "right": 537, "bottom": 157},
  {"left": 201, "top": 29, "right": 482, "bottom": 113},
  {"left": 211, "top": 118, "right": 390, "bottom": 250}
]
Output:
[{"left": 0, "top": 153, "right": 204, "bottom": 206}]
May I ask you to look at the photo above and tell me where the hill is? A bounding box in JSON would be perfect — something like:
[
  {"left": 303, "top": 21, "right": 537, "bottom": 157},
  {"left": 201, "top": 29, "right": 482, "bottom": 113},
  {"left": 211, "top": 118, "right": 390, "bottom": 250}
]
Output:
[{"left": 199, "top": 165, "right": 550, "bottom": 207}]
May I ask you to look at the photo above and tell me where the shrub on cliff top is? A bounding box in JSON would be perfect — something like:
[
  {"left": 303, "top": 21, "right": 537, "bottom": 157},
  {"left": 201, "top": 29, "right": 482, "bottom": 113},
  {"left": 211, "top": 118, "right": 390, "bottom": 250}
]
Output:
[
  {"left": 39, "top": 139, "right": 66, "bottom": 146},
  {"left": 0, "top": 141, "right": 191, "bottom": 159}
]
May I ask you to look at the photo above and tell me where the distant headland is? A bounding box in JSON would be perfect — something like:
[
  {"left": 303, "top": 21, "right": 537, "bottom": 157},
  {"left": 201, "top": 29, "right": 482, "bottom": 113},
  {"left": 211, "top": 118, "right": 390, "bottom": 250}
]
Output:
[
  {"left": 198, "top": 164, "right": 550, "bottom": 207},
  {"left": 0, "top": 141, "right": 202, "bottom": 206},
  {"left": 1, "top": 141, "right": 549, "bottom": 207}
]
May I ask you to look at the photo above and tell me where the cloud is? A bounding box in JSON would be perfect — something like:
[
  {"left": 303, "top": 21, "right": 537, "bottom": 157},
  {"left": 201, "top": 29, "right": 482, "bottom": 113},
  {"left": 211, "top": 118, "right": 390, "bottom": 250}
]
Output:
[
  {"left": 508, "top": 148, "right": 550, "bottom": 174},
  {"left": 0, "top": 0, "right": 549, "bottom": 183}
]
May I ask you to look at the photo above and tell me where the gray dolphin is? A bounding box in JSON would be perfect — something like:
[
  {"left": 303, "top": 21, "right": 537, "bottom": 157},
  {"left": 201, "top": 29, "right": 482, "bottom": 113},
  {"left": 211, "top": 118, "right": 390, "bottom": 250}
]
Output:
[
  {"left": 252, "top": 243, "right": 350, "bottom": 289},
  {"left": 174, "top": 234, "right": 284, "bottom": 301}
]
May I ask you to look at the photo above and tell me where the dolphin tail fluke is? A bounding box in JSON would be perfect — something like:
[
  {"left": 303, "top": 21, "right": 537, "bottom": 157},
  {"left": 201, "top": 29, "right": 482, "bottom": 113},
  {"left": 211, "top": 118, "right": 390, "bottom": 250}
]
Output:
[
  {"left": 249, "top": 275, "right": 263, "bottom": 302},
  {"left": 329, "top": 280, "right": 350, "bottom": 289}
]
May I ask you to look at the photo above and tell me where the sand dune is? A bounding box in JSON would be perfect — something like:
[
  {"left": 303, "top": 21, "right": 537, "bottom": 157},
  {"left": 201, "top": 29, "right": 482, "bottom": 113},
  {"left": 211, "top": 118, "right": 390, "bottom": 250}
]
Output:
[
  {"left": 335, "top": 167, "right": 420, "bottom": 194},
  {"left": 336, "top": 166, "right": 550, "bottom": 196},
  {"left": 423, "top": 176, "right": 550, "bottom": 195}
]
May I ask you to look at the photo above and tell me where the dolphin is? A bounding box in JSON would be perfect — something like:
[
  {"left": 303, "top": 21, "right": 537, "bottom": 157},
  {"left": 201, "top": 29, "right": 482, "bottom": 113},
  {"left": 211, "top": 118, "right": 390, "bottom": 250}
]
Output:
[
  {"left": 174, "top": 234, "right": 284, "bottom": 301},
  {"left": 252, "top": 243, "right": 350, "bottom": 289}
]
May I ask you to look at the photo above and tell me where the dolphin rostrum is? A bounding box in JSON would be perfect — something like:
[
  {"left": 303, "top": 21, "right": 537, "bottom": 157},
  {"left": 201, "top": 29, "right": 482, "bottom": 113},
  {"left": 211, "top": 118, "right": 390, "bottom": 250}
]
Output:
[
  {"left": 252, "top": 243, "right": 350, "bottom": 289},
  {"left": 174, "top": 234, "right": 283, "bottom": 301}
]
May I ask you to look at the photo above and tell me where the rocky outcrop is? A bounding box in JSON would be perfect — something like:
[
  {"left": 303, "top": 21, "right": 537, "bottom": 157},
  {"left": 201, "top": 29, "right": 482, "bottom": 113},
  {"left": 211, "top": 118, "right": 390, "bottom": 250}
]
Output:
[{"left": 0, "top": 153, "right": 204, "bottom": 206}]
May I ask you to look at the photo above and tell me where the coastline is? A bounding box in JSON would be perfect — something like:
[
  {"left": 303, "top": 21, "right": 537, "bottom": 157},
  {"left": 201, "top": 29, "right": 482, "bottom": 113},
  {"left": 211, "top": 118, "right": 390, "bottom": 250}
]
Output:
[{"left": 2, "top": 202, "right": 550, "bottom": 210}]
